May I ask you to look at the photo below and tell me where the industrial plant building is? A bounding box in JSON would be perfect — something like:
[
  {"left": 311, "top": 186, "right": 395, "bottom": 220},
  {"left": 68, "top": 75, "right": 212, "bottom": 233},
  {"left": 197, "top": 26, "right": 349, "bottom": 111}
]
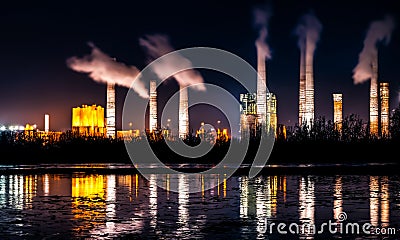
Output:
[
  {"left": 72, "top": 104, "right": 106, "bottom": 137},
  {"left": 239, "top": 93, "right": 258, "bottom": 140},
  {"left": 239, "top": 42, "right": 278, "bottom": 140}
]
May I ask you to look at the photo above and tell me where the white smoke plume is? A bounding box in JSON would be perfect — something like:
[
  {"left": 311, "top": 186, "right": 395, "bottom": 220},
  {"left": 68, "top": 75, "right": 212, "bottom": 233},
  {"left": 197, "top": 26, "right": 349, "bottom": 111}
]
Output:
[
  {"left": 295, "top": 12, "right": 323, "bottom": 64},
  {"left": 254, "top": 7, "right": 272, "bottom": 59},
  {"left": 139, "top": 34, "right": 206, "bottom": 91},
  {"left": 353, "top": 15, "right": 396, "bottom": 84},
  {"left": 66, "top": 42, "right": 149, "bottom": 98}
]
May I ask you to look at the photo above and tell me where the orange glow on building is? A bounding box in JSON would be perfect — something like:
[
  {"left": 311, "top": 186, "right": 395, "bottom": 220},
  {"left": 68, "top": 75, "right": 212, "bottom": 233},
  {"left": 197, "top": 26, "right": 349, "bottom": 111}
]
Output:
[
  {"left": 333, "top": 93, "right": 343, "bottom": 131},
  {"left": 72, "top": 104, "right": 106, "bottom": 137},
  {"left": 117, "top": 129, "right": 141, "bottom": 140},
  {"left": 380, "top": 82, "right": 389, "bottom": 137}
]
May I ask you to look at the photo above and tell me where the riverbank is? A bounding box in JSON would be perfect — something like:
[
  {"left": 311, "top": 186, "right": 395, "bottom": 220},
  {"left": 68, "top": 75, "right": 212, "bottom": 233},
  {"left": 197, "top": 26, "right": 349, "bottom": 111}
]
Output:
[
  {"left": 0, "top": 162, "right": 398, "bottom": 175},
  {"left": 0, "top": 139, "right": 397, "bottom": 166}
]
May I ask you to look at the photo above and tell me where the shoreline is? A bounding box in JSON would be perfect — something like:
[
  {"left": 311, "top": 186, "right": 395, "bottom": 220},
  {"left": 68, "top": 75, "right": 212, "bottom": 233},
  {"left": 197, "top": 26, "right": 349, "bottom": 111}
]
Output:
[{"left": 0, "top": 162, "right": 398, "bottom": 175}]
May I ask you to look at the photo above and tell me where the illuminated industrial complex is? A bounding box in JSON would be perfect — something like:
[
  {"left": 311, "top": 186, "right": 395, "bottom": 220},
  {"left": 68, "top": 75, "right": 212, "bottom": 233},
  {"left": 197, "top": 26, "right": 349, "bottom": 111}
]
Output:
[
  {"left": 239, "top": 43, "right": 278, "bottom": 139},
  {"left": 72, "top": 104, "right": 106, "bottom": 137},
  {"left": 333, "top": 93, "right": 343, "bottom": 131},
  {"left": 239, "top": 93, "right": 258, "bottom": 140}
]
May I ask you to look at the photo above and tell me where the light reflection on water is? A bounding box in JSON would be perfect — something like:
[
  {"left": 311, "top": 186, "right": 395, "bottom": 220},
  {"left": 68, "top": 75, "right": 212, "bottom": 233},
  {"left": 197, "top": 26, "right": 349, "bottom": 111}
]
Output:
[{"left": 0, "top": 173, "right": 399, "bottom": 239}]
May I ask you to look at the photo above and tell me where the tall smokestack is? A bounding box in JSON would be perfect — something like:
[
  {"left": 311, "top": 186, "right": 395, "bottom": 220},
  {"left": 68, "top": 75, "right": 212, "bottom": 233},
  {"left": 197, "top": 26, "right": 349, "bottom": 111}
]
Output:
[
  {"left": 149, "top": 80, "right": 158, "bottom": 132},
  {"left": 333, "top": 93, "right": 343, "bottom": 131},
  {"left": 380, "top": 82, "right": 389, "bottom": 137},
  {"left": 295, "top": 13, "right": 322, "bottom": 128},
  {"left": 370, "top": 55, "right": 379, "bottom": 137},
  {"left": 44, "top": 114, "right": 49, "bottom": 133},
  {"left": 257, "top": 46, "right": 267, "bottom": 126},
  {"left": 304, "top": 29, "right": 316, "bottom": 127},
  {"left": 253, "top": 7, "right": 272, "bottom": 128},
  {"left": 299, "top": 43, "right": 306, "bottom": 126},
  {"left": 106, "top": 82, "right": 116, "bottom": 138},
  {"left": 179, "top": 86, "right": 189, "bottom": 139}
]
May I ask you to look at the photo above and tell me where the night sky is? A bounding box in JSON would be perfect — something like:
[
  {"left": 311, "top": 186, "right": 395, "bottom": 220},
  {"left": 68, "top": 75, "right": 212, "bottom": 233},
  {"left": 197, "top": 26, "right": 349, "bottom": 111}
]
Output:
[{"left": 0, "top": 0, "right": 399, "bottom": 132}]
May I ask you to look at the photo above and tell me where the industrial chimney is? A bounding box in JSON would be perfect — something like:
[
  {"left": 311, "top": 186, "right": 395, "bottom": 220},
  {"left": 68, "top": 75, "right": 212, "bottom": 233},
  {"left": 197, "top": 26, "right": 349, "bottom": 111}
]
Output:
[
  {"left": 304, "top": 35, "right": 315, "bottom": 127},
  {"left": 256, "top": 47, "right": 267, "bottom": 127},
  {"left": 333, "top": 93, "right": 343, "bottom": 131},
  {"left": 149, "top": 80, "right": 158, "bottom": 132},
  {"left": 44, "top": 114, "right": 50, "bottom": 132},
  {"left": 370, "top": 55, "right": 379, "bottom": 137},
  {"left": 179, "top": 86, "right": 189, "bottom": 139},
  {"left": 106, "top": 82, "right": 116, "bottom": 138},
  {"left": 298, "top": 45, "right": 306, "bottom": 126},
  {"left": 380, "top": 82, "right": 389, "bottom": 137}
]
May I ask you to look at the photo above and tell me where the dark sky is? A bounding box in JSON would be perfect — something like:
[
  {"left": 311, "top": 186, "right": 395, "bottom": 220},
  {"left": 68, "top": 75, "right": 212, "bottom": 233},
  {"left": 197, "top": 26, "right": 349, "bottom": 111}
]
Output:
[{"left": 0, "top": 0, "right": 399, "bottom": 132}]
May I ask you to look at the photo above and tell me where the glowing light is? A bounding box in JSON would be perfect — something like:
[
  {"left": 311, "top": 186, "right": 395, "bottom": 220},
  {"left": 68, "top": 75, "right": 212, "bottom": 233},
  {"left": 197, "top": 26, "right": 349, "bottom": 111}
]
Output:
[
  {"left": 333, "top": 94, "right": 343, "bottom": 131},
  {"left": 370, "top": 176, "right": 379, "bottom": 227},
  {"left": 135, "top": 174, "right": 138, "bottom": 198},
  {"left": 299, "top": 176, "right": 315, "bottom": 239},
  {"left": 44, "top": 114, "right": 49, "bottom": 132},
  {"left": 149, "top": 175, "right": 158, "bottom": 229},
  {"left": 239, "top": 176, "right": 248, "bottom": 218},
  {"left": 149, "top": 80, "right": 158, "bottom": 132},
  {"left": 333, "top": 176, "right": 343, "bottom": 221},
  {"left": 177, "top": 174, "right": 189, "bottom": 236},
  {"left": 72, "top": 104, "right": 105, "bottom": 136}
]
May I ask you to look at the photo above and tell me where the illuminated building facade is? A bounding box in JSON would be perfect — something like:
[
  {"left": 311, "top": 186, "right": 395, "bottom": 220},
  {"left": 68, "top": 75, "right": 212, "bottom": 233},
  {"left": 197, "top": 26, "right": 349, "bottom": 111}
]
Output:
[
  {"left": 333, "top": 93, "right": 343, "bottom": 131},
  {"left": 149, "top": 80, "right": 158, "bottom": 132},
  {"left": 72, "top": 104, "right": 105, "bottom": 137},
  {"left": 370, "top": 56, "right": 379, "bottom": 137},
  {"left": 117, "top": 130, "right": 141, "bottom": 140},
  {"left": 266, "top": 93, "right": 277, "bottom": 135},
  {"left": 380, "top": 82, "right": 389, "bottom": 137},
  {"left": 106, "top": 83, "right": 116, "bottom": 138},
  {"left": 179, "top": 86, "right": 189, "bottom": 139},
  {"left": 240, "top": 93, "right": 257, "bottom": 140}
]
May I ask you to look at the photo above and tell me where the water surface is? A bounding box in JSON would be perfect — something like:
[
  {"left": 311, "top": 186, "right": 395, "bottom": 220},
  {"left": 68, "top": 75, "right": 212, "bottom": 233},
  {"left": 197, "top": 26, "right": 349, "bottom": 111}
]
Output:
[{"left": 0, "top": 171, "right": 399, "bottom": 239}]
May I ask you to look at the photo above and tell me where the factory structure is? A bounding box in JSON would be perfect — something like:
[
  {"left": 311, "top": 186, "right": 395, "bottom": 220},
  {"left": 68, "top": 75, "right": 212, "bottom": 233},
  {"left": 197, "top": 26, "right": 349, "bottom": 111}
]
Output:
[
  {"left": 365, "top": 53, "right": 390, "bottom": 138},
  {"left": 72, "top": 104, "right": 106, "bottom": 137},
  {"left": 298, "top": 32, "right": 316, "bottom": 128},
  {"left": 106, "top": 83, "right": 116, "bottom": 138},
  {"left": 149, "top": 80, "right": 158, "bottom": 133},
  {"left": 380, "top": 82, "right": 389, "bottom": 137},
  {"left": 239, "top": 46, "right": 278, "bottom": 140},
  {"left": 333, "top": 94, "right": 343, "bottom": 131},
  {"left": 178, "top": 86, "right": 189, "bottom": 139}
]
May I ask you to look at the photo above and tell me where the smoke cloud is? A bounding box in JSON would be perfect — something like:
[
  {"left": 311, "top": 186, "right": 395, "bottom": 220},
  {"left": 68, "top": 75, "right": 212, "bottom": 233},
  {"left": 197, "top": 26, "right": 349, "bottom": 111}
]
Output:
[
  {"left": 295, "top": 12, "right": 323, "bottom": 64},
  {"left": 139, "top": 34, "right": 205, "bottom": 91},
  {"left": 66, "top": 42, "right": 149, "bottom": 98},
  {"left": 353, "top": 15, "right": 396, "bottom": 84},
  {"left": 254, "top": 7, "right": 272, "bottom": 59}
]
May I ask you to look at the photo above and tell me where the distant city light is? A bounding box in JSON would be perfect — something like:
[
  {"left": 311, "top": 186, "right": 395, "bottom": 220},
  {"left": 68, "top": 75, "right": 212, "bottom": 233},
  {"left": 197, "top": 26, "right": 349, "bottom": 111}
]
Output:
[{"left": 0, "top": 126, "right": 5, "bottom": 131}]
